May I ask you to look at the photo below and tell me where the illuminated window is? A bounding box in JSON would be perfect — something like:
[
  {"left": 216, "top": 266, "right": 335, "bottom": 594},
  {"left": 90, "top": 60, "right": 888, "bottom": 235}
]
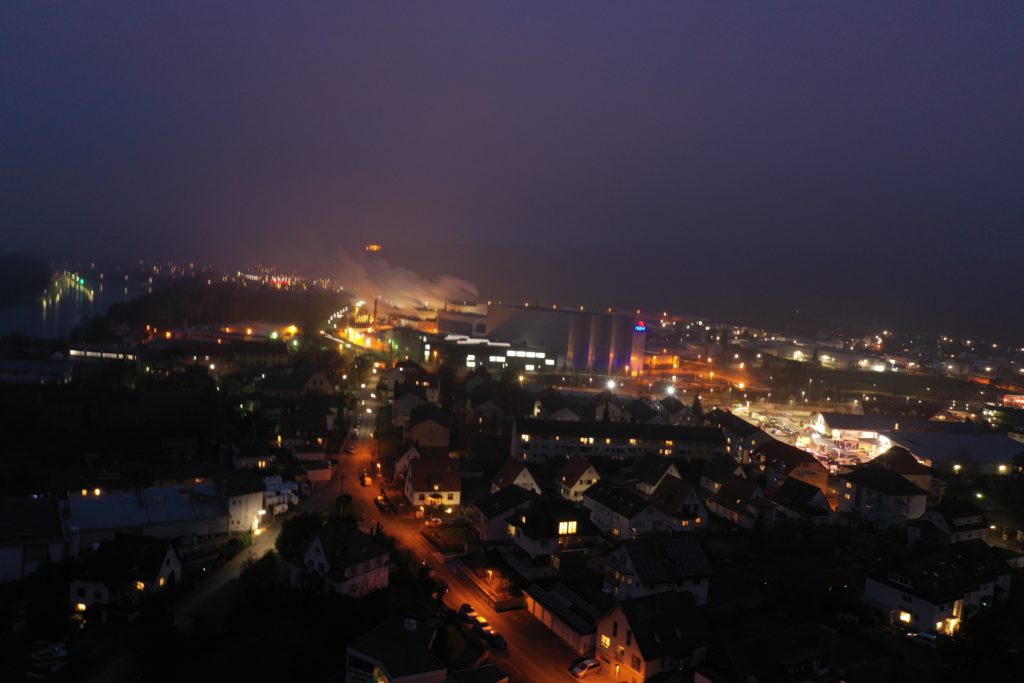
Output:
[
  {"left": 135, "top": 581, "right": 145, "bottom": 591},
  {"left": 695, "top": 517, "right": 701, "bottom": 525},
  {"left": 521, "top": 434, "right": 530, "bottom": 442},
  {"left": 844, "top": 493, "right": 851, "bottom": 500},
  {"left": 158, "top": 577, "right": 166, "bottom": 587},
  {"left": 845, "top": 481, "right": 853, "bottom": 489},
  {"left": 600, "top": 635, "right": 611, "bottom": 649},
  {"left": 558, "top": 520, "right": 577, "bottom": 535},
  {"left": 899, "top": 611, "right": 912, "bottom": 624},
  {"left": 75, "top": 602, "right": 87, "bottom": 612}
]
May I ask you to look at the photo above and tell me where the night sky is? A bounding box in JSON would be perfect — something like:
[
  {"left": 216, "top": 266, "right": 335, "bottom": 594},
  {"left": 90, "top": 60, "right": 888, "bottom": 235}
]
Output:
[{"left": 2, "top": 3, "right": 1023, "bottom": 337}]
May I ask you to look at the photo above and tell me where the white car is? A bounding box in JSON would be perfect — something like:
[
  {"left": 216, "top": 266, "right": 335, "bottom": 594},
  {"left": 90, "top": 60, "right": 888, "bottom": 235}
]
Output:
[{"left": 569, "top": 658, "right": 601, "bottom": 678}]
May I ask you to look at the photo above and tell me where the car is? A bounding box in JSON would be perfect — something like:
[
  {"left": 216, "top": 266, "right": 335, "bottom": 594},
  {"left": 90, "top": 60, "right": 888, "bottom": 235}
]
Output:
[
  {"left": 459, "top": 603, "right": 475, "bottom": 615},
  {"left": 424, "top": 517, "right": 443, "bottom": 529},
  {"left": 906, "top": 632, "right": 938, "bottom": 648},
  {"left": 374, "top": 495, "right": 391, "bottom": 511},
  {"left": 471, "top": 615, "right": 491, "bottom": 633},
  {"left": 485, "top": 632, "right": 508, "bottom": 650},
  {"left": 569, "top": 658, "right": 602, "bottom": 678}
]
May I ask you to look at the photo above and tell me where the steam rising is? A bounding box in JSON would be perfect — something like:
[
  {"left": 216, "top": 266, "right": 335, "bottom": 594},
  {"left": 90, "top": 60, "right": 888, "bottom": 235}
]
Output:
[{"left": 337, "top": 251, "right": 479, "bottom": 312}]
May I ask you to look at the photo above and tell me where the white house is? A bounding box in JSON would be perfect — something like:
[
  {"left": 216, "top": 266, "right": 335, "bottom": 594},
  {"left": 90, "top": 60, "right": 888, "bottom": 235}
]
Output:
[
  {"left": 405, "top": 456, "right": 461, "bottom": 510},
  {"left": 70, "top": 534, "right": 181, "bottom": 612},
  {"left": 604, "top": 536, "right": 712, "bottom": 604},
  {"left": 583, "top": 481, "right": 672, "bottom": 539},
  {"left": 491, "top": 458, "right": 542, "bottom": 495},
  {"left": 838, "top": 465, "right": 928, "bottom": 529},
  {"left": 298, "top": 519, "right": 389, "bottom": 597},
  {"left": 471, "top": 485, "right": 538, "bottom": 543},
  {"left": 558, "top": 455, "right": 600, "bottom": 501}
]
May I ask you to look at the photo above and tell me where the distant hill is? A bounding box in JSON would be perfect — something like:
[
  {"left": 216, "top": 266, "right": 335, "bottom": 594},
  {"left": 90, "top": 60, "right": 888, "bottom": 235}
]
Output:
[{"left": 0, "top": 253, "right": 50, "bottom": 309}]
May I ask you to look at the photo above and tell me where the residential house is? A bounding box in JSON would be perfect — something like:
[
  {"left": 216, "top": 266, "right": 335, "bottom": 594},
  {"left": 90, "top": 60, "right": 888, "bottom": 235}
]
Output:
[
  {"left": 345, "top": 616, "right": 446, "bottom": 683},
  {"left": 704, "top": 409, "right": 772, "bottom": 463},
  {"left": 752, "top": 440, "right": 828, "bottom": 495},
  {"left": 0, "top": 496, "right": 68, "bottom": 583},
  {"left": 770, "top": 477, "right": 835, "bottom": 524},
  {"left": 629, "top": 452, "right": 681, "bottom": 496},
  {"left": 707, "top": 475, "right": 771, "bottom": 530},
  {"left": 467, "top": 381, "right": 504, "bottom": 433},
  {"left": 514, "top": 418, "right": 726, "bottom": 463},
  {"left": 70, "top": 534, "right": 181, "bottom": 613},
  {"left": 394, "top": 443, "right": 447, "bottom": 483},
  {"left": 862, "top": 539, "right": 1012, "bottom": 635},
  {"left": 699, "top": 458, "right": 745, "bottom": 498},
  {"left": 231, "top": 432, "right": 275, "bottom": 471},
  {"left": 298, "top": 518, "right": 389, "bottom": 597},
  {"left": 558, "top": 455, "right": 600, "bottom": 501},
  {"left": 259, "top": 363, "right": 333, "bottom": 397},
  {"left": 471, "top": 485, "right": 537, "bottom": 542},
  {"left": 507, "top": 499, "right": 599, "bottom": 561},
  {"left": 534, "top": 390, "right": 581, "bottom": 421},
  {"left": 658, "top": 395, "right": 690, "bottom": 424},
  {"left": 491, "top": 458, "right": 542, "bottom": 495},
  {"left": 604, "top": 536, "right": 712, "bottom": 604},
  {"left": 915, "top": 498, "right": 989, "bottom": 544},
  {"left": 583, "top": 481, "right": 672, "bottom": 540},
  {"left": 872, "top": 446, "right": 940, "bottom": 501},
  {"left": 222, "top": 471, "right": 266, "bottom": 533},
  {"left": 405, "top": 456, "right": 461, "bottom": 510},
  {"left": 405, "top": 404, "right": 452, "bottom": 450},
  {"left": 838, "top": 464, "right": 928, "bottom": 529},
  {"left": 648, "top": 476, "right": 707, "bottom": 532},
  {"left": 595, "top": 592, "right": 709, "bottom": 682},
  {"left": 392, "top": 383, "right": 427, "bottom": 427}
]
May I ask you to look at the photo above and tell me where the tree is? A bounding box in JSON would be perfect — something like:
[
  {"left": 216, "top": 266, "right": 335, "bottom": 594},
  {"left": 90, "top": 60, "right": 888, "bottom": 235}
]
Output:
[
  {"left": 691, "top": 391, "right": 704, "bottom": 421},
  {"left": 275, "top": 512, "right": 323, "bottom": 559},
  {"left": 335, "top": 493, "right": 353, "bottom": 516}
]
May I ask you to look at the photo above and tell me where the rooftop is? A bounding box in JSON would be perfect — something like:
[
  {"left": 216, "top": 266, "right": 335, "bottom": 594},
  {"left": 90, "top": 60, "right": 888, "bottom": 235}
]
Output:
[
  {"left": 840, "top": 464, "right": 929, "bottom": 497},
  {"left": 516, "top": 418, "right": 725, "bottom": 444},
  {"left": 348, "top": 616, "right": 445, "bottom": 679}
]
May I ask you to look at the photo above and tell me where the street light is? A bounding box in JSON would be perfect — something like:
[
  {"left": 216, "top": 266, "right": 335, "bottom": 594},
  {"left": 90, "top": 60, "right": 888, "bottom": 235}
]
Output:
[{"left": 607, "top": 380, "right": 616, "bottom": 390}]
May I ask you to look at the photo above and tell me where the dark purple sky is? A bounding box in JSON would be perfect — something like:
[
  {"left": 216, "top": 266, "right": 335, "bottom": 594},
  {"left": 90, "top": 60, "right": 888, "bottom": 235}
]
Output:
[{"left": 2, "top": 3, "right": 1023, "bottom": 337}]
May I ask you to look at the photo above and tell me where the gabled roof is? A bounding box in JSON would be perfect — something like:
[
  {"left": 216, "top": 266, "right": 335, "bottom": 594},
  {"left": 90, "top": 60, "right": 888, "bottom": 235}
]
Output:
[
  {"left": 630, "top": 452, "right": 679, "bottom": 487},
  {"left": 408, "top": 403, "right": 452, "bottom": 430},
  {"left": 710, "top": 475, "right": 762, "bottom": 514},
  {"left": 649, "top": 476, "right": 701, "bottom": 517},
  {"left": 875, "top": 539, "right": 1011, "bottom": 603},
  {"left": 659, "top": 395, "right": 686, "bottom": 414},
  {"left": 394, "top": 382, "right": 428, "bottom": 403},
  {"left": 408, "top": 456, "right": 460, "bottom": 492},
  {"left": 492, "top": 458, "right": 535, "bottom": 490},
  {"left": 472, "top": 486, "right": 537, "bottom": 519},
  {"left": 316, "top": 518, "right": 388, "bottom": 575},
  {"left": 559, "top": 455, "right": 597, "bottom": 488},
  {"left": 81, "top": 533, "right": 175, "bottom": 587},
  {"left": 872, "top": 446, "right": 933, "bottom": 476},
  {"left": 509, "top": 499, "right": 598, "bottom": 541},
  {"left": 701, "top": 457, "right": 743, "bottom": 484},
  {"left": 617, "top": 591, "right": 709, "bottom": 661},
  {"left": 927, "top": 497, "right": 986, "bottom": 526},
  {"left": 625, "top": 399, "right": 660, "bottom": 424},
  {"left": 771, "top": 477, "right": 827, "bottom": 514},
  {"left": 584, "top": 480, "right": 656, "bottom": 519},
  {"left": 348, "top": 616, "right": 444, "bottom": 679},
  {"left": 705, "top": 409, "right": 762, "bottom": 437},
  {"left": 515, "top": 418, "right": 725, "bottom": 444},
  {"left": 258, "top": 363, "right": 322, "bottom": 393},
  {"left": 840, "top": 464, "right": 928, "bottom": 497},
  {"left": 753, "top": 440, "right": 823, "bottom": 473},
  {"left": 619, "top": 536, "right": 712, "bottom": 584}
]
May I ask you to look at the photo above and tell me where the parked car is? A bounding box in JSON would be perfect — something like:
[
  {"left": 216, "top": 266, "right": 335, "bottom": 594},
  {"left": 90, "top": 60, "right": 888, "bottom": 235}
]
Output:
[
  {"left": 569, "top": 658, "right": 602, "bottom": 678},
  {"left": 374, "top": 495, "right": 392, "bottom": 511},
  {"left": 485, "top": 632, "right": 508, "bottom": 650},
  {"left": 471, "top": 615, "right": 491, "bottom": 633},
  {"left": 906, "top": 632, "right": 938, "bottom": 648},
  {"left": 424, "top": 517, "right": 443, "bottom": 529}
]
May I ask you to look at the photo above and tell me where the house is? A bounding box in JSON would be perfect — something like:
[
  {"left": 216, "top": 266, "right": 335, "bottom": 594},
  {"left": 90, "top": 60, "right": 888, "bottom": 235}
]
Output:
[
  {"left": 595, "top": 592, "right": 710, "bottom": 682},
  {"left": 222, "top": 471, "right": 266, "bottom": 533},
  {"left": 604, "top": 536, "right": 712, "bottom": 604},
  {"left": 699, "top": 457, "right": 745, "bottom": 497},
  {"left": 69, "top": 534, "right": 181, "bottom": 613},
  {"left": 491, "top": 458, "right": 542, "bottom": 495},
  {"left": 915, "top": 498, "right": 989, "bottom": 544},
  {"left": 658, "top": 395, "right": 690, "bottom": 424},
  {"left": 838, "top": 464, "right": 928, "bottom": 529},
  {"left": 345, "top": 616, "right": 446, "bottom": 683},
  {"left": 514, "top": 418, "right": 725, "bottom": 463},
  {"left": 624, "top": 398, "right": 669, "bottom": 425},
  {"left": 298, "top": 518, "right": 389, "bottom": 597},
  {"left": 467, "top": 381, "right": 504, "bottom": 432},
  {"left": 394, "top": 443, "right": 447, "bottom": 483},
  {"left": 405, "top": 404, "right": 451, "bottom": 450},
  {"left": 583, "top": 481, "right": 672, "bottom": 539},
  {"left": 770, "top": 477, "right": 835, "bottom": 524},
  {"left": 704, "top": 409, "right": 772, "bottom": 463},
  {"left": 471, "top": 485, "right": 537, "bottom": 542},
  {"left": 594, "top": 390, "right": 629, "bottom": 422},
  {"left": 872, "top": 446, "right": 939, "bottom": 500},
  {"left": 629, "top": 452, "right": 682, "bottom": 496},
  {"left": 405, "top": 456, "right": 461, "bottom": 510},
  {"left": 534, "top": 390, "right": 581, "bottom": 421},
  {"left": 862, "top": 539, "right": 1012, "bottom": 636},
  {"left": 231, "top": 432, "right": 275, "bottom": 470},
  {"left": 648, "top": 476, "right": 707, "bottom": 532},
  {"left": 523, "top": 581, "right": 604, "bottom": 654},
  {"left": 0, "top": 496, "right": 68, "bottom": 583},
  {"left": 507, "top": 499, "right": 599, "bottom": 560},
  {"left": 392, "top": 383, "right": 428, "bottom": 427},
  {"left": 558, "top": 455, "right": 600, "bottom": 501},
  {"left": 752, "top": 440, "right": 828, "bottom": 495},
  {"left": 259, "top": 363, "right": 333, "bottom": 397},
  {"left": 707, "top": 475, "right": 771, "bottom": 530}
]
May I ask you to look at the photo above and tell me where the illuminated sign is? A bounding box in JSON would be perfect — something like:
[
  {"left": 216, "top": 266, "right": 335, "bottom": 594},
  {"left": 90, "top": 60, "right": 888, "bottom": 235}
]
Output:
[
  {"left": 1003, "top": 395, "right": 1024, "bottom": 409},
  {"left": 634, "top": 321, "right": 646, "bottom": 332}
]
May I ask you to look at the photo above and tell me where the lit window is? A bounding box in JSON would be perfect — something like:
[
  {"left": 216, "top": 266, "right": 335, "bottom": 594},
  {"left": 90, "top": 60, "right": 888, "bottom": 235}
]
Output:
[
  {"left": 899, "top": 611, "right": 912, "bottom": 624},
  {"left": 558, "top": 520, "right": 577, "bottom": 535},
  {"left": 600, "top": 635, "right": 611, "bottom": 649},
  {"left": 135, "top": 581, "right": 145, "bottom": 591}
]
